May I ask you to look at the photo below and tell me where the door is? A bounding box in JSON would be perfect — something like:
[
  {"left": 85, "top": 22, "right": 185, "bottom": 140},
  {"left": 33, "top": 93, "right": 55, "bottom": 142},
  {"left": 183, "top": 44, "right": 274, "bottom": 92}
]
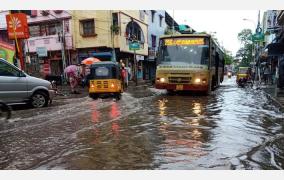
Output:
[{"left": 0, "top": 61, "right": 28, "bottom": 103}]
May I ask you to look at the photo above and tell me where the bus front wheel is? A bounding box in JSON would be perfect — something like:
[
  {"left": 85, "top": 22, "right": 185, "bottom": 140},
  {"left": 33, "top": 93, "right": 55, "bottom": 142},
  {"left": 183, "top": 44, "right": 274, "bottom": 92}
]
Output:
[{"left": 167, "top": 90, "right": 175, "bottom": 96}]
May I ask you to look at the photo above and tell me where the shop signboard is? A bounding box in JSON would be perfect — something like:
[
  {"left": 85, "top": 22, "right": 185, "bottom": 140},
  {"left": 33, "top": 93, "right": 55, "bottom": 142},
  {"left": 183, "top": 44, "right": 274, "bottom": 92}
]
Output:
[
  {"left": 6, "top": 13, "right": 29, "bottom": 39},
  {"left": 36, "top": 47, "right": 47, "bottom": 57},
  {"left": 129, "top": 42, "right": 140, "bottom": 50}
]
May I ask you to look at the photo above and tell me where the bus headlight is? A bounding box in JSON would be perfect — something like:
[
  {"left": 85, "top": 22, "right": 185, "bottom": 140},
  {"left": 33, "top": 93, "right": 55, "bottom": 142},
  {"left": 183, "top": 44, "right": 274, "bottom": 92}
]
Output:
[
  {"left": 160, "top": 78, "right": 165, "bottom": 83},
  {"left": 195, "top": 78, "right": 201, "bottom": 83}
]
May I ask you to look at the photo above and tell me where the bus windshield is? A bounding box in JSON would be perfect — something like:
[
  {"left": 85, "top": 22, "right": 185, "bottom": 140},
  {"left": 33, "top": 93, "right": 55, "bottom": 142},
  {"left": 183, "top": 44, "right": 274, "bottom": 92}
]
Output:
[{"left": 158, "top": 37, "right": 209, "bottom": 65}]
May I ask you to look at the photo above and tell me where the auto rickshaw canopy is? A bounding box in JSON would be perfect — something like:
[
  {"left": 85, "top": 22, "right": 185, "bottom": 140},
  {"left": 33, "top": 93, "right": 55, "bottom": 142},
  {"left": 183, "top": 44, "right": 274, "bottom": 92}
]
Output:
[{"left": 89, "top": 61, "right": 121, "bottom": 79}]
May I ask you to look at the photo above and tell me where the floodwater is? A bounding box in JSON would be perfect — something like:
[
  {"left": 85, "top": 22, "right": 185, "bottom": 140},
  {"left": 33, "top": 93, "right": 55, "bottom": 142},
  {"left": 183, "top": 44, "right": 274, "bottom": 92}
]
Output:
[{"left": 0, "top": 77, "right": 283, "bottom": 169}]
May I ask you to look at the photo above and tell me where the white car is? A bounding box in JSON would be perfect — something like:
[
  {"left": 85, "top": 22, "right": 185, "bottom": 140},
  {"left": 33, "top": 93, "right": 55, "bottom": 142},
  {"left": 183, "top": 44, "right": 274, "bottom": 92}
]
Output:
[{"left": 0, "top": 58, "right": 55, "bottom": 108}]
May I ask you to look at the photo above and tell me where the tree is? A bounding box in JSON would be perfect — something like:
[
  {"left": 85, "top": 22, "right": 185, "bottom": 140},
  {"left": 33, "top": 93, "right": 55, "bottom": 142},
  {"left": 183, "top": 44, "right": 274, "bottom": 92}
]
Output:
[
  {"left": 224, "top": 50, "right": 234, "bottom": 65},
  {"left": 238, "top": 29, "right": 253, "bottom": 45},
  {"left": 237, "top": 29, "right": 253, "bottom": 66}
]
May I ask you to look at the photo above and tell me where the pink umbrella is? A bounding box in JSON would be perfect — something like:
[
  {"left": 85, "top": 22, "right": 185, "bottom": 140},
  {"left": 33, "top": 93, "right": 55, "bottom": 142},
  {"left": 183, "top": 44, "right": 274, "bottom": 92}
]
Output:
[{"left": 64, "top": 65, "right": 78, "bottom": 76}]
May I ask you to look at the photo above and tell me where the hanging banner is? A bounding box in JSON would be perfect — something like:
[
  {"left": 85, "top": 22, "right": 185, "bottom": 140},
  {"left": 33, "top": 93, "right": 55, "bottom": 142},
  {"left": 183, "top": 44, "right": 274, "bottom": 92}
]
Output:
[
  {"left": 6, "top": 13, "right": 29, "bottom": 39},
  {"left": 0, "top": 41, "right": 15, "bottom": 64}
]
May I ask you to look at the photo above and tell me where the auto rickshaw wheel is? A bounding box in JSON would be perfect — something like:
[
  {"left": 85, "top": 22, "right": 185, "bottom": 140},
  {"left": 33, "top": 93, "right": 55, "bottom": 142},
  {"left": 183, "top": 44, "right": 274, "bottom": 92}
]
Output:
[
  {"left": 89, "top": 93, "right": 99, "bottom": 100},
  {"left": 114, "top": 93, "right": 121, "bottom": 100}
]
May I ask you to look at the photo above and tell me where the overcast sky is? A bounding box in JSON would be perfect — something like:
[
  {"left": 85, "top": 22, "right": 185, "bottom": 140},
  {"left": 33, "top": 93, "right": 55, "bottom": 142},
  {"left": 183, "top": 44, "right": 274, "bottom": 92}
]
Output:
[{"left": 167, "top": 10, "right": 262, "bottom": 56}]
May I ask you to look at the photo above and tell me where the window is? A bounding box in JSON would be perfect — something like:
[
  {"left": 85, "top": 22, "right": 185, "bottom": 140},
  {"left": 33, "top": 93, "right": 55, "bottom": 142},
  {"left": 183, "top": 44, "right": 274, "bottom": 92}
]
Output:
[
  {"left": 29, "top": 25, "right": 40, "bottom": 37},
  {"left": 40, "top": 25, "right": 47, "bottom": 36},
  {"left": 112, "top": 13, "right": 118, "bottom": 26},
  {"left": 47, "top": 22, "right": 61, "bottom": 35},
  {"left": 95, "top": 67, "right": 109, "bottom": 76},
  {"left": 151, "top": 10, "right": 155, "bottom": 23},
  {"left": 151, "top": 35, "right": 156, "bottom": 48},
  {"left": 29, "top": 22, "right": 62, "bottom": 37},
  {"left": 0, "top": 61, "right": 20, "bottom": 77},
  {"left": 48, "top": 24, "right": 57, "bottom": 35},
  {"left": 64, "top": 21, "right": 70, "bottom": 33},
  {"left": 80, "top": 19, "right": 95, "bottom": 37},
  {"left": 159, "top": 15, "right": 163, "bottom": 27},
  {"left": 125, "top": 21, "right": 145, "bottom": 43}
]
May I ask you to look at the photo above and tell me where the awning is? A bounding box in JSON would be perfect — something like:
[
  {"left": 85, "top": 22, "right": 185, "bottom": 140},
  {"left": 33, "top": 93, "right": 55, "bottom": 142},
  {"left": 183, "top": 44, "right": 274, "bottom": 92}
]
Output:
[
  {"left": 92, "top": 52, "right": 112, "bottom": 57},
  {"left": 266, "top": 42, "right": 284, "bottom": 56}
]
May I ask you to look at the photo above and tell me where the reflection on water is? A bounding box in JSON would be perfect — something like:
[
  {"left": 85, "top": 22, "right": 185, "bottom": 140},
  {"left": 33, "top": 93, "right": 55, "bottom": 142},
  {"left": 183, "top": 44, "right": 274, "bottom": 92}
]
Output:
[
  {"left": 91, "top": 101, "right": 100, "bottom": 124},
  {"left": 1, "top": 77, "right": 284, "bottom": 169},
  {"left": 193, "top": 102, "right": 202, "bottom": 115},
  {"left": 158, "top": 99, "right": 168, "bottom": 116},
  {"left": 154, "top": 95, "right": 212, "bottom": 169}
]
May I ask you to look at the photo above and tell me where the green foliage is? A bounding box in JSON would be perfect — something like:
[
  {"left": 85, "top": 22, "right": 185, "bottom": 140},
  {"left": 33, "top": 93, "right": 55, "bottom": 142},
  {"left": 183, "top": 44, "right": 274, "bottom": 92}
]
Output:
[
  {"left": 238, "top": 29, "right": 253, "bottom": 45},
  {"left": 224, "top": 50, "right": 234, "bottom": 65},
  {"left": 237, "top": 29, "right": 254, "bottom": 66},
  {"left": 110, "top": 25, "right": 120, "bottom": 34}
]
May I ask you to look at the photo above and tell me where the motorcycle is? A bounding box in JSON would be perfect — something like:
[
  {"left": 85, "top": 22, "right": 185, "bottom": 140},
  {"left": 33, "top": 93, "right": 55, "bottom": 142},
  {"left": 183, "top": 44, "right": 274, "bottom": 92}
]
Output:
[
  {"left": 227, "top": 71, "right": 232, "bottom": 79},
  {"left": 0, "top": 101, "right": 11, "bottom": 121}
]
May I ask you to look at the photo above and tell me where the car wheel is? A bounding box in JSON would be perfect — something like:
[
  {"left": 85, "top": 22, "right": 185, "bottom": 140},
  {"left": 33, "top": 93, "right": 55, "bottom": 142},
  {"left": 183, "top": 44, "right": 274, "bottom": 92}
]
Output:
[{"left": 31, "top": 91, "right": 48, "bottom": 108}]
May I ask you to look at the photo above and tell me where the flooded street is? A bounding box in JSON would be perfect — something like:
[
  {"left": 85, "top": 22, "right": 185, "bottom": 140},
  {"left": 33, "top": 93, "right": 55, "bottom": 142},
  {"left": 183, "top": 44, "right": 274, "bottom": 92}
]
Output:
[{"left": 0, "top": 77, "right": 284, "bottom": 170}]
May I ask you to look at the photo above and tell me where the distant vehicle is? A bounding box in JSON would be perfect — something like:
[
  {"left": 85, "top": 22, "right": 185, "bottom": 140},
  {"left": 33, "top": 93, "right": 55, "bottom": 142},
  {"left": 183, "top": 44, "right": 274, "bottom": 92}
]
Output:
[
  {"left": 0, "top": 58, "right": 55, "bottom": 108},
  {"left": 227, "top": 71, "right": 232, "bottom": 78},
  {"left": 88, "top": 61, "right": 123, "bottom": 100},
  {"left": 155, "top": 34, "right": 225, "bottom": 95},
  {"left": 236, "top": 67, "right": 251, "bottom": 88}
]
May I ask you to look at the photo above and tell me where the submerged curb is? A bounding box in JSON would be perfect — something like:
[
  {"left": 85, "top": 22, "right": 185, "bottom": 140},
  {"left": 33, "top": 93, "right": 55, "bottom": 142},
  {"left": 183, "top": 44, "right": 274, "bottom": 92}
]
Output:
[{"left": 263, "top": 90, "right": 284, "bottom": 112}]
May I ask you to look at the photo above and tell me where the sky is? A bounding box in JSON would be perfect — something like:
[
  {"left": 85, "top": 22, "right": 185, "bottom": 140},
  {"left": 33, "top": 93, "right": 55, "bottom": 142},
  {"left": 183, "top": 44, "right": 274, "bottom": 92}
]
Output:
[{"left": 167, "top": 10, "right": 263, "bottom": 56}]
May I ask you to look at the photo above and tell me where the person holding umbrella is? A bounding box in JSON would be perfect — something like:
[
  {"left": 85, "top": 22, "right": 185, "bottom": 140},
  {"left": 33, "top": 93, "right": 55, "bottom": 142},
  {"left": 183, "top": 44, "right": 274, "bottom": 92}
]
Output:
[{"left": 64, "top": 65, "right": 80, "bottom": 94}]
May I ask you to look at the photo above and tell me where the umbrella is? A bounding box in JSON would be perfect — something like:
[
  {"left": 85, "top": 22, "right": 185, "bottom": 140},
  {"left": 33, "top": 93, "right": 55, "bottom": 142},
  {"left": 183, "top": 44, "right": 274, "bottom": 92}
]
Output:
[
  {"left": 64, "top": 65, "right": 78, "bottom": 76},
  {"left": 81, "top": 57, "right": 101, "bottom": 65}
]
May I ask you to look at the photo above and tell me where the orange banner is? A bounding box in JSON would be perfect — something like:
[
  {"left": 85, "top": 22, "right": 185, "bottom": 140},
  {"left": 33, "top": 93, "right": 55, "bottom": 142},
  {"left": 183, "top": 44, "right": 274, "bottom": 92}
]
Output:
[{"left": 6, "top": 13, "right": 29, "bottom": 39}]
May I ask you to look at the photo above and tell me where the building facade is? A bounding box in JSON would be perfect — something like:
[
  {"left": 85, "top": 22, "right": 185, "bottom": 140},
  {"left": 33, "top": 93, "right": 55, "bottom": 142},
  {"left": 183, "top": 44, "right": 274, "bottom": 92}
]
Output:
[
  {"left": 24, "top": 10, "right": 73, "bottom": 78},
  {"left": 275, "top": 10, "right": 284, "bottom": 88},
  {"left": 144, "top": 10, "right": 167, "bottom": 81},
  {"left": 256, "top": 10, "right": 284, "bottom": 89},
  {"left": 71, "top": 10, "right": 148, "bottom": 80}
]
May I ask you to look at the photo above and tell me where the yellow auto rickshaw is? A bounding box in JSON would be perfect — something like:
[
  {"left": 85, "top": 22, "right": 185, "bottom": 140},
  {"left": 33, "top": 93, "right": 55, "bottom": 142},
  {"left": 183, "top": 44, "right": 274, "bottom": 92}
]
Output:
[
  {"left": 88, "top": 62, "right": 123, "bottom": 100},
  {"left": 236, "top": 67, "right": 249, "bottom": 82}
]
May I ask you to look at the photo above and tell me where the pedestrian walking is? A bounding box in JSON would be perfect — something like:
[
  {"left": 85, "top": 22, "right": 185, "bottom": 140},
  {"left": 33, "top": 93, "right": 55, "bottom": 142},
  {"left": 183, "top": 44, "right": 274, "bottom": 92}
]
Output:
[
  {"left": 68, "top": 71, "right": 80, "bottom": 94},
  {"left": 64, "top": 65, "right": 81, "bottom": 94},
  {"left": 121, "top": 66, "right": 127, "bottom": 90}
]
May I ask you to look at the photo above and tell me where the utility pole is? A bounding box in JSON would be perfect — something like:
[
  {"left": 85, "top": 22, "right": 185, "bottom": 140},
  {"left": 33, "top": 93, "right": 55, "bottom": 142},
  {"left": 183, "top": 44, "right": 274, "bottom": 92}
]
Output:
[
  {"left": 110, "top": 10, "right": 117, "bottom": 62},
  {"left": 131, "top": 18, "right": 138, "bottom": 86},
  {"left": 134, "top": 48, "right": 137, "bottom": 86},
  {"left": 43, "top": 11, "right": 67, "bottom": 77},
  {"left": 61, "top": 19, "right": 66, "bottom": 70}
]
